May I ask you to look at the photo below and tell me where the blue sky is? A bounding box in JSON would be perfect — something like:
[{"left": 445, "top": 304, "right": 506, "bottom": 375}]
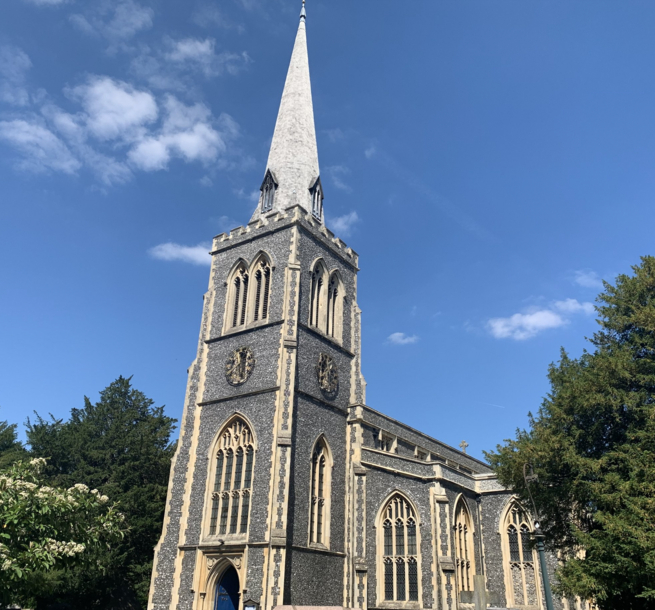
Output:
[{"left": 1, "top": 0, "right": 654, "bottom": 461}]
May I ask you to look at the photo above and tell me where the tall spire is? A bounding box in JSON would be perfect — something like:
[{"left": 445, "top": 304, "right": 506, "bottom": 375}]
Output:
[{"left": 250, "top": 0, "right": 323, "bottom": 224}]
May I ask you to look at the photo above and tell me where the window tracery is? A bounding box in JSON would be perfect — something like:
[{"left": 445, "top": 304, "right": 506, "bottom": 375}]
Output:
[
  {"left": 308, "top": 438, "right": 331, "bottom": 547},
  {"left": 502, "top": 501, "right": 540, "bottom": 608},
  {"left": 454, "top": 498, "right": 475, "bottom": 594},
  {"left": 207, "top": 419, "right": 255, "bottom": 537},
  {"left": 309, "top": 261, "right": 327, "bottom": 330},
  {"left": 224, "top": 254, "right": 273, "bottom": 334},
  {"left": 326, "top": 272, "right": 343, "bottom": 341},
  {"left": 379, "top": 495, "right": 419, "bottom": 603},
  {"left": 251, "top": 255, "right": 272, "bottom": 323},
  {"left": 227, "top": 263, "right": 249, "bottom": 331}
]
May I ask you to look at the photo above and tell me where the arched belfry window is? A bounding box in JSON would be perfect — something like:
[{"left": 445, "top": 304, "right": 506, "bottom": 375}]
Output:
[
  {"left": 309, "top": 437, "right": 331, "bottom": 547},
  {"left": 309, "top": 261, "right": 328, "bottom": 332},
  {"left": 250, "top": 255, "right": 272, "bottom": 324},
  {"left": 207, "top": 418, "right": 255, "bottom": 537},
  {"left": 326, "top": 271, "right": 343, "bottom": 342},
  {"left": 260, "top": 170, "right": 277, "bottom": 213},
  {"left": 310, "top": 177, "right": 323, "bottom": 221},
  {"left": 379, "top": 494, "right": 419, "bottom": 604},
  {"left": 227, "top": 262, "right": 249, "bottom": 330},
  {"left": 454, "top": 497, "right": 476, "bottom": 594},
  {"left": 502, "top": 501, "right": 541, "bottom": 608}
]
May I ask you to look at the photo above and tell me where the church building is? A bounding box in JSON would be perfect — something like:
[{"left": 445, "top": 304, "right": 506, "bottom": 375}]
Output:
[{"left": 148, "top": 5, "right": 574, "bottom": 610}]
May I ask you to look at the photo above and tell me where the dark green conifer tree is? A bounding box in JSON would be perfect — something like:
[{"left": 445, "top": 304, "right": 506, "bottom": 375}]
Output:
[
  {"left": 486, "top": 256, "right": 655, "bottom": 609},
  {"left": 0, "top": 417, "right": 27, "bottom": 468},
  {"left": 27, "top": 376, "right": 176, "bottom": 609}
]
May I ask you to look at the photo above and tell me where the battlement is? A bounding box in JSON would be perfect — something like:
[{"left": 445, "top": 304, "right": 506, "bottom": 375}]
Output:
[{"left": 211, "top": 204, "right": 359, "bottom": 268}]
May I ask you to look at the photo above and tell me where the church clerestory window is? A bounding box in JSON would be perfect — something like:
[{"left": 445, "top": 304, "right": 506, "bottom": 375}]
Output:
[
  {"left": 260, "top": 170, "right": 277, "bottom": 213},
  {"left": 502, "top": 501, "right": 540, "bottom": 608},
  {"left": 207, "top": 419, "right": 255, "bottom": 537},
  {"left": 454, "top": 497, "right": 476, "bottom": 594},
  {"left": 380, "top": 495, "right": 420, "bottom": 603},
  {"left": 309, "top": 437, "right": 331, "bottom": 547}
]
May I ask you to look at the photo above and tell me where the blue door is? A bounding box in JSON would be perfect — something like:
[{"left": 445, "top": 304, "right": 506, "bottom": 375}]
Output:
[{"left": 214, "top": 566, "right": 240, "bottom": 610}]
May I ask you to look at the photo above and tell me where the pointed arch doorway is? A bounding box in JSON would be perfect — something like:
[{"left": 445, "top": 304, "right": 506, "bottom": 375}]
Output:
[{"left": 214, "top": 566, "right": 240, "bottom": 610}]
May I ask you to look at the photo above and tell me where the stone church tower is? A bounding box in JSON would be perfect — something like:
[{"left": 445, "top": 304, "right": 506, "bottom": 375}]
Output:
[{"left": 149, "top": 5, "right": 577, "bottom": 610}]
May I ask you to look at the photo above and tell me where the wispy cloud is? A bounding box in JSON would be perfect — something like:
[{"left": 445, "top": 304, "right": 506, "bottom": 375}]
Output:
[
  {"left": 22, "top": 0, "right": 70, "bottom": 5},
  {"left": 70, "top": 0, "right": 154, "bottom": 47},
  {"left": 325, "top": 165, "right": 352, "bottom": 192},
  {"left": 164, "top": 38, "right": 250, "bottom": 78},
  {"left": 0, "top": 120, "right": 81, "bottom": 174},
  {"left": 574, "top": 270, "right": 603, "bottom": 290},
  {"left": 388, "top": 332, "right": 419, "bottom": 345},
  {"left": 1, "top": 74, "right": 242, "bottom": 186},
  {"left": 190, "top": 5, "right": 244, "bottom": 33},
  {"left": 0, "top": 45, "right": 32, "bottom": 106},
  {"left": 328, "top": 211, "right": 360, "bottom": 237},
  {"left": 364, "top": 144, "right": 493, "bottom": 241},
  {"left": 487, "top": 298, "right": 594, "bottom": 341},
  {"left": 149, "top": 242, "right": 211, "bottom": 266}
]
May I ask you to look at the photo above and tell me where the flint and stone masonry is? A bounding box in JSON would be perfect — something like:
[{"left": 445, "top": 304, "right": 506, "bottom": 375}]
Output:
[{"left": 148, "top": 6, "right": 578, "bottom": 610}]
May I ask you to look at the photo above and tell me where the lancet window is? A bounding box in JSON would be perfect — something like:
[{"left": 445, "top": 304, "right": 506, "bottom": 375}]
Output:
[
  {"left": 309, "top": 261, "right": 327, "bottom": 330},
  {"left": 261, "top": 170, "right": 277, "bottom": 213},
  {"left": 310, "top": 177, "right": 323, "bottom": 221},
  {"left": 326, "top": 272, "right": 343, "bottom": 341},
  {"left": 308, "top": 438, "right": 331, "bottom": 547},
  {"left": 252, "top": 256, "right": 272, "bottom": 323},
  {"left": 454, "top": 498, "right": 475, "bottom": 593},
  {"left": 380, "top": 495, "right": 419, "bottom": 603},
  {"left": 503, "top": 501, "right": 540, "bottom": 608},
  {"left": 207, "top": 418, "right": 255, "bottom": 537},
  {"left": 227, "top": 263, "right": 249, "bottom": 330}
]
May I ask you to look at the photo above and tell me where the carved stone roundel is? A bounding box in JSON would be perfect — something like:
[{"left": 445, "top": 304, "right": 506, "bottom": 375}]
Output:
[
  {"left": 316, "top": 353, "right": 338, "bottom": 397},
  {"left": 226, "top": 347, "right": 255, "bottom": 386}
]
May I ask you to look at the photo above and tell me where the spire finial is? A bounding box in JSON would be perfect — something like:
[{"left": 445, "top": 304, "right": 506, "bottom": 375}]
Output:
[{"left": 300, "top": 0, "right": 306, "bottom": 21}]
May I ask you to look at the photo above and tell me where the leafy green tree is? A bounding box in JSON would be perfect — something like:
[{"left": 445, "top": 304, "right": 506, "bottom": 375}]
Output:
[
  {"left": 0, "top": 457, "right": 124, "bottom": 608},
  {"left": 486, "top": 256, "right": 655, "bottom": 609},
  {"left": 27, "top": 376, "right": 177, "bottom": 609},
  {"left": 0, "top": 417, "right": 27, "bottom": 469}
]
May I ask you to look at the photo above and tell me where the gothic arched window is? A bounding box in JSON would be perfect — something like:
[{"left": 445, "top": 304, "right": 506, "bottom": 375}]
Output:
[
  {"left": 454, "top": 497, "right": 475, "bottom": 594},
  {"left": 309, "top": 261, "right": 328, "bottom": 332},
  {"left": 326, "top": 272, "right": 344, "bottom": 342},
  {"left": 310, "top": 177, "right": 323, "bottom": 221},
  {"left": 379, "top": 494, "right": 419, "bottom": 604},
  {"left": 502, "top": 501, "right": 540, "bottom": 608},
  {"left": 250, "top": 255, "right": 272, "bottom": 324},
  {"left": 207, "top": 418, "right": 255, "bottom": 537},
  {"left": 226, "top": 263, "right": 249, "bottom": 330},
  {"left": 260, "top": 170, "right": 277, "bottom": 213},
  {"left": 308, "top": 437, "right": 331, "bottom": 547}
]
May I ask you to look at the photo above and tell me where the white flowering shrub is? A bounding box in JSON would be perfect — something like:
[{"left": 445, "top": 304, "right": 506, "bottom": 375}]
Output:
[{"left": 0, "top": 458, "right": 124, "bottom": 607}]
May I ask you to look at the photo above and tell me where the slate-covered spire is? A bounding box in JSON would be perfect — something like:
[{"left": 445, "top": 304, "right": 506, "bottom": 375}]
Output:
[{"left": 250, "top": 0, "right": 323, "bottom": 224}]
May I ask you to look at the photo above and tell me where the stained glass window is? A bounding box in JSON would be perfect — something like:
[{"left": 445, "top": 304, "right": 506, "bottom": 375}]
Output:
[
  {"left": 454, "top": 499, "right": 475, "bottom": 592},
  {"left": 309, "top": 439, "right": 330, "bottom": 546},
  {"left": 504, "top": 503, "right": 539, "bottom": 607}
]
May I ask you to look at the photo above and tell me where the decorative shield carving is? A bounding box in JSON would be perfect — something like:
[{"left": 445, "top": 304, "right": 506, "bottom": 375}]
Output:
[
  {"left": 316, "top": 353, "right": 338, "bottom": 398},
  {"left": 225, "top": 347, "right": 255, "bottom": 386}
]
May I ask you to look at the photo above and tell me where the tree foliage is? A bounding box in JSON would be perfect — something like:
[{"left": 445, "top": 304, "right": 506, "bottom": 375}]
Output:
[
  {"left": 27, "top": 376, "right": 176, "bottom": 609},
  {"left": 0, "top": 458, "right": 124, "bottom": 608},
  {"left": 486, "top": 256, "right": 655, "bottom": 609},
  {"left": 0, "top": 418, "right": 27, "bottom": 469}
]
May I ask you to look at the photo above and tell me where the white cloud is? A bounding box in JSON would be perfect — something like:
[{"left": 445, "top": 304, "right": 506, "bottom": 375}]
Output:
[
  {"left": 165, "top": 38, "right": 250, "bottom": 78},
  {"left": 553, "top": 298, "right": 595, "bottom": 315},
  {"left": 364, "top": 144, "right": 377, "bottom": 159},
  {"left": 574, "top": 270, "right": 603, "bottom": 290},
  {"left": 149, "top": 242, "right": 211, "bottom": 266},
  {"left": 388, "top": 332, "right": 419, "bottom": 345},
  {"left": 68, "top": 76, "right": 158, "bottom": 141},
  {"left": 70, "top": 0, "right": 154, "bottom": 45},
  {"left": 128, "top": 96, "right": 235, "bottom": 171},
  {"left": 0, "top": 46, "right": 32, "bottom": 106},
  {"left": 324, "top": 128, "right": 346, "bottom": 143},
  {"left": 325, "top": 165, "right": 351, "bottom": 192},
  {"left": 234, "top": 187, "right": 260, "bottom": 202},
  {"left": 487, "top": 298, "right": 594, "bottom": 341},
  {"left": 328, "top": 211, "right": 360, "bottom": 237},
  {"left": 0, "top": 120, "right": 81, "bottom": 174}
]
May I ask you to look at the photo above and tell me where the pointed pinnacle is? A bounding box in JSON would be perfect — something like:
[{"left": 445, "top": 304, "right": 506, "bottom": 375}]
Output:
[{"left": 300, "top": 0, "right": 306, "bottom": 21}]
